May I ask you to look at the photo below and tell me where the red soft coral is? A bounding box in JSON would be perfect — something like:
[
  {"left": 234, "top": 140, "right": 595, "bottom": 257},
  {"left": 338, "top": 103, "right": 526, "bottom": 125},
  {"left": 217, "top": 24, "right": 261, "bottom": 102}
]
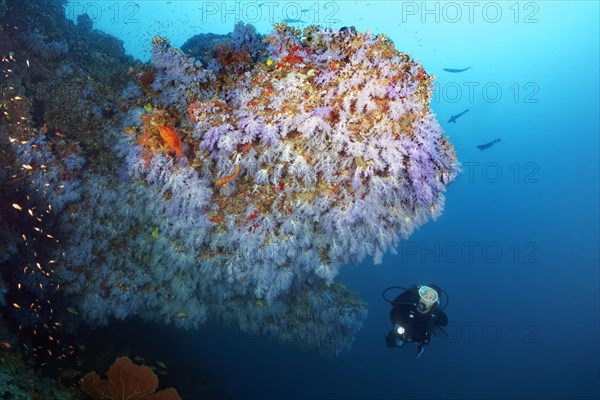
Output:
[{"left": 80, "top": 356, "right": 181, "bottom": 400}]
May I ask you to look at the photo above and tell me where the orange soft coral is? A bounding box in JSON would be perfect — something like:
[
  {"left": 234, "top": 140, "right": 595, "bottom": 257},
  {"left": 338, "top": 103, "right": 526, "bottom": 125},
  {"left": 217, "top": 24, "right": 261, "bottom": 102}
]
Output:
[
  {"left": 80, "top": 356, "right": 181, "bottom": 400},
  {"left": 157, "top": 125, "right": 184, "bottom": 158}
]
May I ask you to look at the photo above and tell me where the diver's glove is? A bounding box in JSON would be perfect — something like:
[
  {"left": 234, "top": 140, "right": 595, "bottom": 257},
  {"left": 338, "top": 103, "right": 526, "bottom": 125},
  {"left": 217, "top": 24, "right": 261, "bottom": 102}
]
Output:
[{"left": 416, "top": 343, "right": 425, "bottom": 359}]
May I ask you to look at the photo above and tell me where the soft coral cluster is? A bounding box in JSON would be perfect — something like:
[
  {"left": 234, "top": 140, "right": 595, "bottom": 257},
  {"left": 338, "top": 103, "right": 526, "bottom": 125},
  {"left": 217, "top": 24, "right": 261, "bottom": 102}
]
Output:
[
  {"left": 10, "top": 23, "right": 457, "bottom": 355},
  {"left": 117, "top": 23, "right": 458, "bottom": 347},
  {"left": 133, "top": 23, "right": 459, "bottom": 293}
]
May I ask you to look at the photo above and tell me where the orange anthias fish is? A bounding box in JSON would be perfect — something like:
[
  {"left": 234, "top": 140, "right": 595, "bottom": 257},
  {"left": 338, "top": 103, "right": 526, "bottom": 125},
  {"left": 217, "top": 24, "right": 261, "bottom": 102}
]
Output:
[{"left": 156, "top": 125, "right": 184, "bottom": 158}]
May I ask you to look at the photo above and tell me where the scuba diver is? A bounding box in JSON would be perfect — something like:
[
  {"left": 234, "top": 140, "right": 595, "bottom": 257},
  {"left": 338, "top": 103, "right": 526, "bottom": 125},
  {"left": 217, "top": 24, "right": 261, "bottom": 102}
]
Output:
[{"left": 383, "top": 284, "right": 449, "bottom": 358}]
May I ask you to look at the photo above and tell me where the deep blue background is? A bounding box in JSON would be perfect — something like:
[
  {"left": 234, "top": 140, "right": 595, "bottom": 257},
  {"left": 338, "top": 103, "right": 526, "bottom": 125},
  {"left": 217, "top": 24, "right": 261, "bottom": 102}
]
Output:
[{"left": 69, "top": 1, "right": 599, "bottom": 398}]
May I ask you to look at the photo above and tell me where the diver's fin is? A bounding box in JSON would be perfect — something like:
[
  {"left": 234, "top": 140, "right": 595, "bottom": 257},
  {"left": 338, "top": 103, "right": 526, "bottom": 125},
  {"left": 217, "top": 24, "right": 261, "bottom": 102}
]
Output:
[{"left": 416, "top": 344, "right": 425, "bottom": 359}]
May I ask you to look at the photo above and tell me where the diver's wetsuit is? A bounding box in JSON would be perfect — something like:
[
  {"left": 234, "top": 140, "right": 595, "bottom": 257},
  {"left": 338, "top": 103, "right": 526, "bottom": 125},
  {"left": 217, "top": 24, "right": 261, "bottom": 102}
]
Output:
[{"left": 385, "top": 285, "right": 448, "bottom": 348}]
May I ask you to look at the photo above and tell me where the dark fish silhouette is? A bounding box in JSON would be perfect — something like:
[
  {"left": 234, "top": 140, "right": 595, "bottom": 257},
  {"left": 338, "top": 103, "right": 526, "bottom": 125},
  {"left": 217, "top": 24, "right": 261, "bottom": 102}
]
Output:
[
  {"left": 281, "top": 18, "right": 306, "bottom": 23},
  {"left": 477, "top": 138, "right": 501, "bottom": 151},
  {"left": 443, "top": 67, "right": 471, "bottom": 73},
  {"left": 448, "top": 109, "right": 469, "bottom": 123}
]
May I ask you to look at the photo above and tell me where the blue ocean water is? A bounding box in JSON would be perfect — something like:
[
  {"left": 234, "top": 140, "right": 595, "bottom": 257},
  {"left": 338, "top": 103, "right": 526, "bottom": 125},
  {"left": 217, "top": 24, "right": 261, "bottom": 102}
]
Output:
[{"left": 60, "top": 1, "right": 599, "bottom": 399}]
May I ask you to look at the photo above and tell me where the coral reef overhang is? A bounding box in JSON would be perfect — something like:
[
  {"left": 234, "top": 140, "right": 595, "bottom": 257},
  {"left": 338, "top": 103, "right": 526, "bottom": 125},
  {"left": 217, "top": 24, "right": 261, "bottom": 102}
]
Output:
[{"left": 5, "top": 22, "right": 459, "bottom": 356}]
